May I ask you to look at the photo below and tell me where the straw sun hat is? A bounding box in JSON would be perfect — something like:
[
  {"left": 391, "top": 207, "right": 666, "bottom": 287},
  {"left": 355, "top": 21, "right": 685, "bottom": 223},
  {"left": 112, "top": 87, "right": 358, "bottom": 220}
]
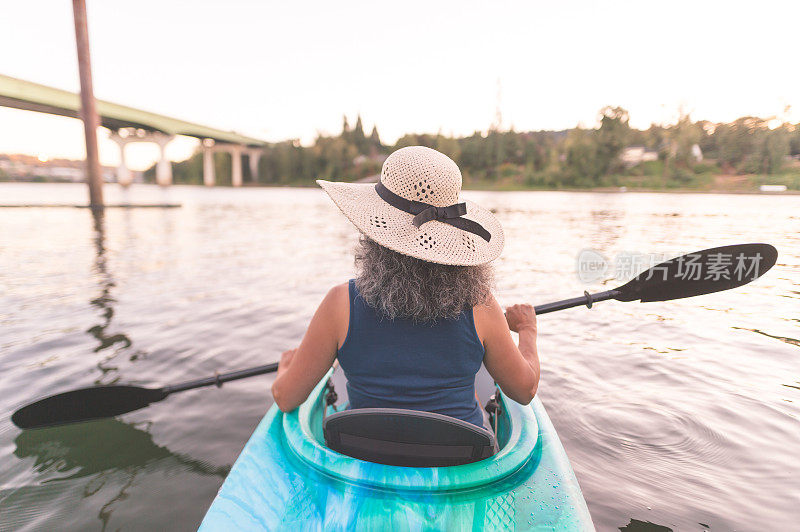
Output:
[{"left": 317, "top": 146, "right": 504, "bottom": 266}]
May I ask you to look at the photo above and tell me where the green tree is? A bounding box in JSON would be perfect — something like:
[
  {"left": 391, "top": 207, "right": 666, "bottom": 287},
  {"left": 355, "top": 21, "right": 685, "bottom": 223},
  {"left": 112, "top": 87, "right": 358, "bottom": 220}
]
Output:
[
  {"left": 764, "top": 125, "right": 790, "bottom": 174},
  {"left": 563, "top": 127, "right": 601, "bottom": 185},
  {"left": 715, "top": 117, "right": 767, "bottom": 171},
  {"left": 435, "top": 134, "right": 461, "bottom": 163},
  {"left": 341, "top": 115, "right": 351, "bottom": 143},
  {"left": 353, "top": 114, "right": 368, "bottom": 154},
  {"left": 595, "top": 106, "right": 630, "bottom": 175},
  {"left": 789, "top": 123, "right": 800, "bottom": 156},
  {"left": 369, "top": 125, "right": 383, "bottom": 154}
]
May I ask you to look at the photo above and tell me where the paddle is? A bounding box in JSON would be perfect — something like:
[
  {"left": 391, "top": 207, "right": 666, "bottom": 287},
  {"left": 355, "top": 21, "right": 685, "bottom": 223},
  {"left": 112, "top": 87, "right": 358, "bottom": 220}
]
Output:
[
  {"left": 533, "top": 242, "right": 777, "bottom": 314},
  {"left": 11, "top": 362, "right": 278, "bottom": 429},
  {"left": 11, "top": 242, "right": 777, "bottom": 430}
]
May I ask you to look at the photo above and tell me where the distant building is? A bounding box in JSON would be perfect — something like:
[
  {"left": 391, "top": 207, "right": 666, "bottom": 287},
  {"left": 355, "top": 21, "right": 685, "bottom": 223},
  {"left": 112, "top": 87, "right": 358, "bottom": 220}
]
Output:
[
  {"left": 354, "top": 173, "right": 380, "bottom": 183},
  {"left": 352, "top": 153, "right": 386, "bottom": 183},
  {"left": 353, "top": 153, "right": 387, "bottom": 167},
  {"left": 0, "top": 153, "right": 120, "bottom": 182},
  {"left": 759, "top": 184, "right": 787, "bottom": 192},
  {"left": 691, "top": 143, "right": 703, "bottom": 162},
  {"left": 620, "top": 146, "right": 659, "bottom": 168}
]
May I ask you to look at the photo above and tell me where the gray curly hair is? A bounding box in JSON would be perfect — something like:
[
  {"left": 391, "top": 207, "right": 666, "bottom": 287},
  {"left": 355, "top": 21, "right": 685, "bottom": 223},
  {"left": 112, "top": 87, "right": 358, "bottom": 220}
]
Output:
[{"left": 354, "top": 236, "right": 494, "bottom": 322}]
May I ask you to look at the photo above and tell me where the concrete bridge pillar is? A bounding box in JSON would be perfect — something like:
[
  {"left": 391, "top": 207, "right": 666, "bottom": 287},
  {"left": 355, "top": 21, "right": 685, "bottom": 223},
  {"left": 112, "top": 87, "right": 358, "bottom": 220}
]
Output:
[
  {"left": 109, "top": 128, "right": 177, "bottom": 187},
  {"left": 202, "top": 139, "right": 216, "bottom": 186},
  {"left": 248, "top": 149, "right": 261, "bottom": 182},
  {"left": 153, "top": 132, "right": 175, "bottom": 187},
  {"left": 230, "top": 145, "right": 243, "bottom": 187},
  {"left": 117, "top": 144, "right": 132, "bottom": 186},
  {"left": 109, "top": 130, "right": 134, "bottom": 187}
]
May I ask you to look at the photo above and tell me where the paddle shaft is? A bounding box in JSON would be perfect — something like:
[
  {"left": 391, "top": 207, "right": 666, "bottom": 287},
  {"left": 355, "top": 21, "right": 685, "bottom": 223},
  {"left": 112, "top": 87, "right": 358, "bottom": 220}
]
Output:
[
  {"left": 162, "top": 362, "right": 279, "bottom": 395},
  {"left": 533, "top": 289, "right": 620, "bottom": 315},
  {"left": 180, "top": 290, "right": 616, "bottom": 395},
  {"left": 12, "top": 242, "right": 777, "bottom": 429}
]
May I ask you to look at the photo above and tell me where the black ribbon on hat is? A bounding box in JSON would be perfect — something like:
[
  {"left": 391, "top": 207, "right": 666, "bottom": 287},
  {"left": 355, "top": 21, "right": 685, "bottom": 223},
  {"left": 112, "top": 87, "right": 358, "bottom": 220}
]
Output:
[{"left": 375, "top": 182, "right": 491, "bottom": 242}]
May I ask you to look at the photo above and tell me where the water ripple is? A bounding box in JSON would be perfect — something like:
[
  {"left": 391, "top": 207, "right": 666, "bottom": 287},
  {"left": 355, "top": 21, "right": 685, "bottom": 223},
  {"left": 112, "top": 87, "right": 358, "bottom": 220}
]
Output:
[{"left": 2, "top": 184, "right": 800, "bottom": 530}]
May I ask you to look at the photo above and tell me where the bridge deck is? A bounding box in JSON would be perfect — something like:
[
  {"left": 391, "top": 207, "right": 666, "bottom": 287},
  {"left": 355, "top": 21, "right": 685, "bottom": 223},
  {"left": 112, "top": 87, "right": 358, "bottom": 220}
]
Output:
[{"left": 0, "top": 74, "right": 265, "bottom": 147}]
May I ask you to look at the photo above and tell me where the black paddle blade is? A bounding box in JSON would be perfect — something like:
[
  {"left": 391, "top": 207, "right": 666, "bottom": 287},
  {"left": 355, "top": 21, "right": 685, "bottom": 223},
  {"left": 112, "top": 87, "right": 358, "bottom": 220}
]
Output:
[
  {"left": 11, "top": 385, "right": 168, "bottom": 429},
  {"left": 615, "top": 243, "right": 778, "bottom": 303}
]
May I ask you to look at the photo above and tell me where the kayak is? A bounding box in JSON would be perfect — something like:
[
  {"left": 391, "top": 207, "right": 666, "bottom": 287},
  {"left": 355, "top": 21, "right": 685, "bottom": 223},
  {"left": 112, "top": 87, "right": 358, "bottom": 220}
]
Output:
[
  {"left": 199, "top": 366, "right": 594, "bottom": 531},
  {"left": 200, "top": 366, "right": 593, "bottom": 530}
]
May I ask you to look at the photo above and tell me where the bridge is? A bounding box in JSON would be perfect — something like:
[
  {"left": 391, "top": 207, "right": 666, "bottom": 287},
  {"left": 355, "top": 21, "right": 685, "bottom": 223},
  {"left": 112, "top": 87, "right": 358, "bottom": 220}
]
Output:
[{"left": 0, "top": 74, "right": 267, "bottom": 187}]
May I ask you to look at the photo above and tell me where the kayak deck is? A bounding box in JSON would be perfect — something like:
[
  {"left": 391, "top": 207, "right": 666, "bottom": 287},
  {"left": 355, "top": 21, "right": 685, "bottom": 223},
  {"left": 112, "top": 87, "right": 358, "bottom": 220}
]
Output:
[{"left": 200, "top": 369, "right": 594, "bottom": 530}]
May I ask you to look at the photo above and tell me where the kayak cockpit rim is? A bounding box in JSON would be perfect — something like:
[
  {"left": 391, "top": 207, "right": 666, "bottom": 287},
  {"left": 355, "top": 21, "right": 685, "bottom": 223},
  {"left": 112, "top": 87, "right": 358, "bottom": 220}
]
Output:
[{"left": 280, "top": 368, "right": 540, "bottom": 492}]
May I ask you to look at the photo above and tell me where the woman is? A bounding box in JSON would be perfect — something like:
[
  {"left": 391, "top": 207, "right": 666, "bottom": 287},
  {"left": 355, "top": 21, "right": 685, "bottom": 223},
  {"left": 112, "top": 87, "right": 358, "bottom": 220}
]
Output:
[{"left": 272, "top": 146, "right": 539, "bottom": 428}]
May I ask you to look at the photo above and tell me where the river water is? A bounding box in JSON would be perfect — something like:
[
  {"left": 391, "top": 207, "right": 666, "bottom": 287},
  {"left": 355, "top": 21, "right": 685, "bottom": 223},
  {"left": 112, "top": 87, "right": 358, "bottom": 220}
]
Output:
[{"left": 0, "top": 182, "right": 798, "bottom": 531}]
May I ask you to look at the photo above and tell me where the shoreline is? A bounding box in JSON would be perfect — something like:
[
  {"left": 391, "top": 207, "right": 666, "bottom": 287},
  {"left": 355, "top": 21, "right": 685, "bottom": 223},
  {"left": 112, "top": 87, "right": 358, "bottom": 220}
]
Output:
[
  {"left": 465, "top": 185, "right": 800, "bottom": 195},
  {"left": 1, "top": 180, "right": 799, "bottom": 197}
]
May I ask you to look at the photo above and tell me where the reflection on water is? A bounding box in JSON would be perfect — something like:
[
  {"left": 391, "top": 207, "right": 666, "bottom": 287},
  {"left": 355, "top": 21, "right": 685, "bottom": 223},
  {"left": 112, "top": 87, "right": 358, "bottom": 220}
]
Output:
[
  {"left": 4, "top": 419, "right": 228, "bottom": 531},
  {"left": 619, "top": 519, "right": 675, "bottom": 531},
  {"left": 1, "top": 183, "right": 799, "bottom": 530},
  {"left": 732, "top": 326, "right": 800, "bottom": 348},
  {"left": 87, "top": 211, "right": 133, "bottom": 383},
  {"left": 13, "top": 419, "right": 228, "bottom": 481}
]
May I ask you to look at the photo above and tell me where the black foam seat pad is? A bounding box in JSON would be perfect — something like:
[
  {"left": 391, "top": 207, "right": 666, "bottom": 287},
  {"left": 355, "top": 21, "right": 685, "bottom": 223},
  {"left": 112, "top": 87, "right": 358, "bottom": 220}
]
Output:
[{"left": 323, "top": 408, "right": 497, "bottom": 467}]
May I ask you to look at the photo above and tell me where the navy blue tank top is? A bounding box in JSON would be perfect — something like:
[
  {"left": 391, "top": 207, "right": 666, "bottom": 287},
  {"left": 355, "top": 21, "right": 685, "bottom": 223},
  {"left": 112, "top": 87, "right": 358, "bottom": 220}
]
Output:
[{"left": 337, "top": 279, "right": 485, "bottom": 427}]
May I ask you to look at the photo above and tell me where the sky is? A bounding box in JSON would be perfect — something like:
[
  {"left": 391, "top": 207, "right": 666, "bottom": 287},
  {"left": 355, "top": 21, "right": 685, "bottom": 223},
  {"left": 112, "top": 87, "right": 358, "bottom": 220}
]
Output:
[{"left": 0, "top": 0, "right": 798, "bottom": 170}]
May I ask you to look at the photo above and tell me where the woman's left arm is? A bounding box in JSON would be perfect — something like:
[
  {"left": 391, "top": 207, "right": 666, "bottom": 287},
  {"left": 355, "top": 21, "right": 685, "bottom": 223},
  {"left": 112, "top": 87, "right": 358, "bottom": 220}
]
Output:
[{"left": 271, "top": 283, "right": 348, "bottom": 412}]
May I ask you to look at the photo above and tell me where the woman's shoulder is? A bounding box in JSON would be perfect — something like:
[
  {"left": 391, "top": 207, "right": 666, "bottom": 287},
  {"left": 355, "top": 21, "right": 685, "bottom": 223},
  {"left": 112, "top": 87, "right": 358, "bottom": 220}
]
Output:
[
  {"left": 313, "top": 283, "right": 351, "bottom": 318},
  {"left": 326, "top": 282, "right": 350, "bottom": 305},
  {"left": 317, "top": 282, "right": 351, "bottom": 349},
  {"left": 473, "top": 292, "right": 502, "bottom": 317},
  {"left": 473, "top": 292, "right": 505, "bottom": 340}
]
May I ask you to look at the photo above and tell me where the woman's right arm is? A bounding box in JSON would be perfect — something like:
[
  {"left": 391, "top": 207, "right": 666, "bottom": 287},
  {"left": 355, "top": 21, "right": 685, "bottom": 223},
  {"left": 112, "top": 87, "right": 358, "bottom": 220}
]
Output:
[{"left": 475, "top": 296, "right": 540, "bottom": 405}]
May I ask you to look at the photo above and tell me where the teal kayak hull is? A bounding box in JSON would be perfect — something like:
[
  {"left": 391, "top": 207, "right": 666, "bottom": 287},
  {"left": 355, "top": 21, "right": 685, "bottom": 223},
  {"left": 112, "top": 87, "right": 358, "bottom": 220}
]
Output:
[{"left": 200, "top": 370, "right": 594, "bottom": 530}]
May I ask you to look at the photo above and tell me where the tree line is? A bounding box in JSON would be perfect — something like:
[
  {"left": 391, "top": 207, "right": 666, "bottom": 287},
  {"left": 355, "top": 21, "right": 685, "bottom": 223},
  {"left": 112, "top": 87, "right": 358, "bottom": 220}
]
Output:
[{"left": 157, "top": 107, "right": 800, "bottom": 189}]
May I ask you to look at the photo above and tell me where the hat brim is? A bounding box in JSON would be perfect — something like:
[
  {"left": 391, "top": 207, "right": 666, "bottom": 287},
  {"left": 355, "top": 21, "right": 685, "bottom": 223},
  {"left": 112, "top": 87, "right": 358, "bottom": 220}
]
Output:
[{"left": 317, "top": 180, "right": 504, "bottom": 266}]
